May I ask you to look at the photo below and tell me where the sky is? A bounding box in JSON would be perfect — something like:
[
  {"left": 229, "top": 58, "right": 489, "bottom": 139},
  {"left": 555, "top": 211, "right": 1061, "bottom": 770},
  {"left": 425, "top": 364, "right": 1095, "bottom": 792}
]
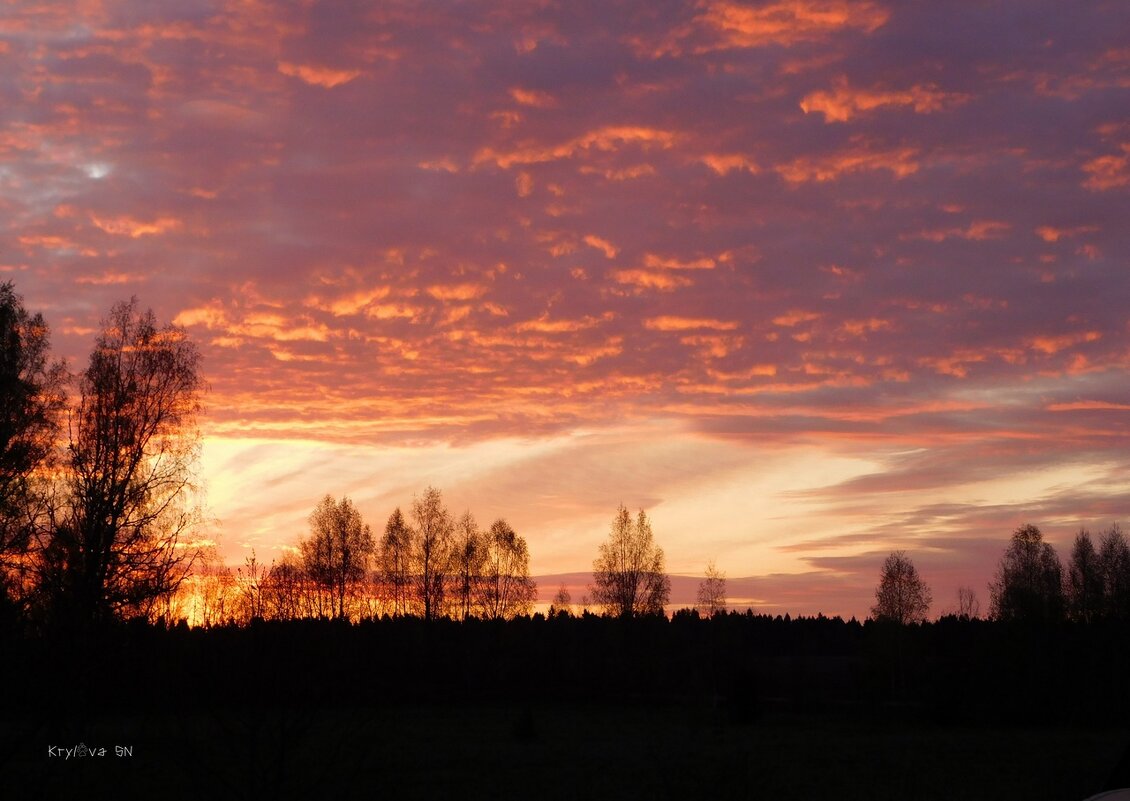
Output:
[{"left": 2, "top": 0, "right": 1128, "bottom": 618}]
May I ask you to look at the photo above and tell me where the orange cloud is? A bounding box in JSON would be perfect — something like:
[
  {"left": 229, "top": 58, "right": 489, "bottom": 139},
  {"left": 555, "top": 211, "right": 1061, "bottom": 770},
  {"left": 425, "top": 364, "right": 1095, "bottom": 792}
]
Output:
[
  {"left": 773, "top": 310, "right": 819, "bottom": 327},
  {"left": 699, "top": 153, "right": 759, "bottom": 175},
  {"left": 800, "top": 78, "right": 968, "bottom": 122},
  {"left": 74, "top": 272, "right": 139, "bottom": 286},
  {"left": 425, "top": 283, "right": 488, "bottom": 301},
  {"left": 1034, "top": 224, "right": 1100, "bottom": 242},
  {"left": 91, "top": 215, "right": 182, "bottom": 237},
  {"left": 474, "top": 126, "right": 676, "bottom": 168},
  {"left": 838, "top": 318, "right": 892, "bottom": 337},
  {"left": 278, "top": 61, "right": 362, "bottom": 88},
  {"left": 701, "top": 0, "right": 889, "bottom": 49},
  {"left": 776, "top": 144, "right": 919, "bottom": 183},
  {"left": 1046, "top": 400, "right": 1130, "bottom": 412},
  {"left": 610, "top": 269, "right": 692, "bottom": 291},
  {"left": 643, "top": 253, "right": 716, "bottom": 270},
  {"left": 1082, "top": 144, "right": 1130, "bottom": 190},
  {"left": 907, "top": 220, "right": 1011, "bottom": 242},
  {"left": 583, "top": 234, "right": 619, "bottom": 259},
  {"left": 645, "top": 316, "right": 739, "bottom": 331},
  {"left": 1027, "top": 331, "right": 1101, "bottom": 355},
  {"left": 509, "top": 87, "right": 557, "bottom": 108},
  {"left": 515, "top": 313, "right": 610, "bottom": 333}
]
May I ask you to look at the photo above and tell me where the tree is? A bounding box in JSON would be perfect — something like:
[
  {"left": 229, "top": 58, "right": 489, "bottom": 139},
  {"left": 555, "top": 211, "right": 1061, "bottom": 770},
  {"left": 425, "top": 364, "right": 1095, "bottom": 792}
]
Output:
[
  {"left": 451, "top": 510, "right": 485, "bottom": 620},
  {"left": 957, "top": 586, "right": 981, "bottom": 619},
  {"left": 871, "top": 551, "right": 932, "bottom": 624},
  {"left": 1098, "top": 524, "right": 1130, "bottom": 619},
  {"left": 988, "top": 524, "right": 1065, "bottom": 622},
  {"left": 0, "top": 282, "right": 66, "bottom": 598},
  {"left": 40, "top": 299, "right": 204, "bottom": 626},
  {"left": 410, "top": 486, "right": 452, "bottom": 621},
  {"left": 591, "top": 505, "right": 670, "bottom": 617},
  {"left": 479, "top": 518, "right": 536, "bottom": 619},
  {"left": 262, "top": 554, "right": 305, "bottom": 621},
  {"left": 379, "top": 507, "right": 413, "bottom": 616},
  {"left": 1067, "top": 529, "right": 1103, "bottom": 623},
  {"left": 300, "top": 494, "right": 373, "bottom": 620},
  {"left": 549, "top": 583, "right": 572, "bottom": 617},
  {"left": 696, "top": 560, "right": 727, "bottom": 617}
]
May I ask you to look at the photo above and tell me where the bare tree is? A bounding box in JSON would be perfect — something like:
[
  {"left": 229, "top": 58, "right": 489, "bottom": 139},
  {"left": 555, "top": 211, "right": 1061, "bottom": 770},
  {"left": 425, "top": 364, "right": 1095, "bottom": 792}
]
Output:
[
  {"left": 1067, "top": 529, "right": 1103, "bottom": 623},
  {"left": 379, "top": 507, "right": 413, "bottom": 616},
  {"left": 0, "top": 282, "right": 66, "bottom": 598},
  {"left": 262, "top": 554, "right": 305, "bottom": 621},
  {"left": 591, "top": 505, "right": 670, "bottom": 617},
  {"left": 451, "top": 510, "right": 485, "bottom": 620},
  {"left": 300, "top": 495, "right": 373, "bottom": 620},
  {"left": 871, "top": 551, "right": 932, "bottom": 624},
  {"left": 696, "top": 560, "right": 727, "bottom": 617},
  {"left": 479, "top": 518, "right": 536, "bottom": 620},
  {"left": 410, "top": 486, "right": 452, "bottom": 621},
  {"left": 1098, "top": 524, "right": 1130, "bottom": 619},
  {"left": 549, "top": 583, "right": 572, "bottom": 617},
  {"left": 957, "top": 586, "right": 981, "bottom": 619},
  {"left": 989, "top": 524, "right": 1065, "bottom": 622},
  {"left": 40, "top": 299, "right": 204, "bottom": 626},
  {"left": 235, "top": 550, "right": 266, "bottom": 623}
]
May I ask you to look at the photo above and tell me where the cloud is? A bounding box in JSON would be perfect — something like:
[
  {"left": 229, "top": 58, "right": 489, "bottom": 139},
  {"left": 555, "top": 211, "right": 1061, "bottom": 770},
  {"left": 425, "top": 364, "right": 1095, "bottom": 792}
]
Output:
[
  {"left": 800, "top": 77, "right": 968, "bottom": 122},
  {"left": 278, "top": 61, "right": 363, "bottom": 88},
  {"left": 4, "top": 0, "right": 1127, "bottom": 607}
]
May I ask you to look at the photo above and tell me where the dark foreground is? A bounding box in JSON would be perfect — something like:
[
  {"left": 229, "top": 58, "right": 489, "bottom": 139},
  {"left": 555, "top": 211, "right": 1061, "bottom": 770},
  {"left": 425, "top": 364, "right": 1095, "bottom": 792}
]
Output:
[
  {"left": 3, "top": 613, "right": 1129, "bottom": 799},
  {"left": 3, "top": 705, "right": 1125, "bottom": 801}
]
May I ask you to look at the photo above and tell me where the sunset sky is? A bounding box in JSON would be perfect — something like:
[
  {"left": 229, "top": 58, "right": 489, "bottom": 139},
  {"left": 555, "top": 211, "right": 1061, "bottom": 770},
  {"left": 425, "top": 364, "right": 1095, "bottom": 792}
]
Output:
[{"left": 2, "top": 1, "right": 1128, "bottom": 617}]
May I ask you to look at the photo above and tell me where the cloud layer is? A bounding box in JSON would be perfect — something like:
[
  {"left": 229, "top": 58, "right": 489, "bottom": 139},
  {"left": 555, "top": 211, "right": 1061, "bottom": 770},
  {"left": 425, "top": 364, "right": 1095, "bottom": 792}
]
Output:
[{"left": 2, "top": 1, "right": 1127, "bottom": 616}]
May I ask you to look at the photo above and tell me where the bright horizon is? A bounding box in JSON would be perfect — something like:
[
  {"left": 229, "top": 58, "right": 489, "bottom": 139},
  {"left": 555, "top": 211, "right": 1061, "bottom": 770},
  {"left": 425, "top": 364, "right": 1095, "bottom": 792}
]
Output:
[{"left": 3, "top": 1, "right": 1127, "bottom": 620}]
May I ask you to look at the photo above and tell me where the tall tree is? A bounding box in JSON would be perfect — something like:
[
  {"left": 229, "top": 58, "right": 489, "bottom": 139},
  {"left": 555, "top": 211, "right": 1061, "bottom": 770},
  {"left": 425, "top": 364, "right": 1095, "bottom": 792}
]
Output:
[
  {"left": 451, "top": 510, "right": 485, "bottom": 620},
  {"left": 1098, "top": 524, "right": 1130, "bottom": 620},
  {"left": 379, "top": 507, "right": 413, "bottom": 616},
  {"left": 989, "top": 524, "right": 1065, "bottom": 622},
  {"left": 696, "top": 560, "right": 727, "bottom": 617},
  {"left": 871, "top": 551, "right": 932, "bottom": 624},
  {"left": 40, "top": 299, "right": 204, "bottom": 626},
  {"left": 1067, "top": 529, "right": 1103, "bottom": 623},
  {"left": 592, "top": 505, "right": 670, "bottom": 617},
  {"left": 479, "top": 518, "right": 536, "bottom": 620},
  {"left": 956, "top": 586, "right": 981, "bottom": 619},
  {"left": 300, "top": 494, "right": 373, "bottom": 620},
  {"left": 0, "top": 282, "right": 66, "bottom": 599},
  {"left": 410, "top": 486, "right": 452, "bottom": 621}
]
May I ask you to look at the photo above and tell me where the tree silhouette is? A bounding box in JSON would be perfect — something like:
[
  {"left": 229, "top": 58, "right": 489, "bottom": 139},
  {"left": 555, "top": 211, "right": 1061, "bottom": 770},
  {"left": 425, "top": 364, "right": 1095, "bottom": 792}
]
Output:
[
  {"left": 696, "top": 560, "right": 727, "bottom": 617},
  {"left": 379, "top": 507, "right": 413, "bottom": 616},
  {"left": 300, "top": 495, "right": 373, "bottom": 620},
  {"left": 0, "top": 282, "right": 66, "bottom": 603},
  {"left": 549, "top": 583, "right": 572, "bottom": 616},
  {"left": 479, "top": 518, "right": 536, "bottom": 619},
  {"left": 451, "top": 510, "right": 485, "bottom": 620},
  {"left": 1098, "top": 524, "right": 1130, "bottom": 619},
  {"left": 39, "top": 299, "right": 204, "bottom": 627},
  {"left": 871, "top": 551, "right": 931, "bottom": 624},
  {"left": 1066, "top": 529, "right": 1102, "bottom": 623},
  {"left": 591, "top": 505, "right": 670, "bottom": 617},
  {"left": 956, "top": 585, "right": 980, "bottom": 619},
  {"left": 989, "top": 524, "right": 1065, "bottom": 622},
  {"left": 410, "top": 486, "right": 452, "bottom": 621}
]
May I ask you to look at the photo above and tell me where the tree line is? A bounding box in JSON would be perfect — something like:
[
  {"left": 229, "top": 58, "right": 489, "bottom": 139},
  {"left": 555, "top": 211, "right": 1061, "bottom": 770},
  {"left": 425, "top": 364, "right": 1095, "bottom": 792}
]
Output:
[
  {"left": 173, "top": 488, "right": 540, "bottom": 625},
  {"left": 872, "top": 522, "right": 1130, "bottom": 624}
]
